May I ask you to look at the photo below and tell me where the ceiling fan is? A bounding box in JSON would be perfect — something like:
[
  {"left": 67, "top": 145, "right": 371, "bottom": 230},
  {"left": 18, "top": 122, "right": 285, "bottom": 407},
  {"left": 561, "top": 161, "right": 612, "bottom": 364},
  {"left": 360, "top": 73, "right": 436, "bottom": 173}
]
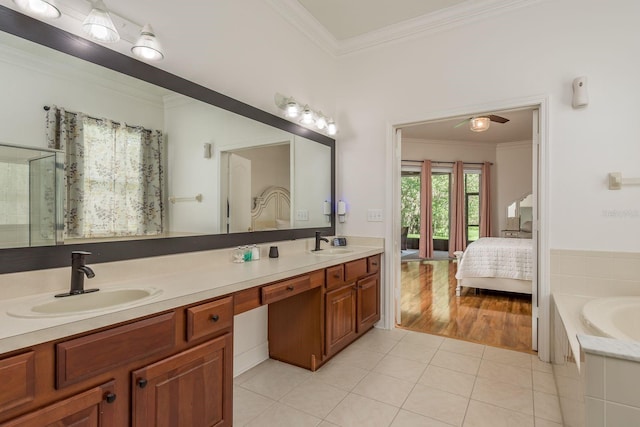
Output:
[{"left": 454, "top": 114, "right": 510, "bottom": 132}]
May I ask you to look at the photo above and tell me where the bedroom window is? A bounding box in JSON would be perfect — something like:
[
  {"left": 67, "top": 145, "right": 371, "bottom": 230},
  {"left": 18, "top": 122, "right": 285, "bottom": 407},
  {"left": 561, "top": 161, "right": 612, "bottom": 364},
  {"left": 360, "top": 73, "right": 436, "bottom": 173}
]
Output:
[{"left": 465, "top": 171, "right": 480, "bottom": 243}]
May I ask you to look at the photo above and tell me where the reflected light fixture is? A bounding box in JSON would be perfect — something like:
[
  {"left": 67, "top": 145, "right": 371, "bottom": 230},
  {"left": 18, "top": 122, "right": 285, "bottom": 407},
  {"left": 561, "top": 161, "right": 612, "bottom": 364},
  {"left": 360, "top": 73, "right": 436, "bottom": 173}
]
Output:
[
  {"left": 82, "top": 0, "right": 120, "bottom": 43},
  {"left": 315, "top": 113, "right": 327, "bottom": 130},
  {"left": 131, "top": 24, "right": 164, "bottom": 61},
  {"left": 13, "top": 0, "right": 60, "bottom": 19},
  {"left": 469, "top": 116, "right": 490, "bottom": 132}
]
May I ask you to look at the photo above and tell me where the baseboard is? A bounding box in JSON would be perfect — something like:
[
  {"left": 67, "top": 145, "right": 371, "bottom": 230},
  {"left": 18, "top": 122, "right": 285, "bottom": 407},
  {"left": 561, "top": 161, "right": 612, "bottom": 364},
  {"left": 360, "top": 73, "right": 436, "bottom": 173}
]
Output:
[{"left": 233, "top": 341, "right": 269, "bottom": 377}]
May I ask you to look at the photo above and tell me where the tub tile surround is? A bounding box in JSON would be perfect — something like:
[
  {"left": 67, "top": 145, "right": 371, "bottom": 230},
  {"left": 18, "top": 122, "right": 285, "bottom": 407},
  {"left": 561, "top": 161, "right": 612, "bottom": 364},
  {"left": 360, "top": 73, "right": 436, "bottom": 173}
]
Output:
[
  {"left": 552, "top": 247, "right": 640, "bottom": 426},
  {"left": 0, "top": 236, "right": 383, "bottom": 353}
]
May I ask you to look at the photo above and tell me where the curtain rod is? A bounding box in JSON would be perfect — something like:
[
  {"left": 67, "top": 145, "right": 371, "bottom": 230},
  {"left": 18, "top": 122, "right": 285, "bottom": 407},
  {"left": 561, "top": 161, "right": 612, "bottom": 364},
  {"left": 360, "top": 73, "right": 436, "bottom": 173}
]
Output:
[
  {"left": 43, "top": 105, "right": 154, "bottom": 132},
  {"left": 402, "top": 159, "right": 493, "bottom": 166}
]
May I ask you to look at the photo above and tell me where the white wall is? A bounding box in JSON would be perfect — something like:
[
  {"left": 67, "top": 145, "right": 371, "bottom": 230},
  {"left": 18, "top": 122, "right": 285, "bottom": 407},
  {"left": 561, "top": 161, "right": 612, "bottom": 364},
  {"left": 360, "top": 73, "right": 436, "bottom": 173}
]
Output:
[
  {"left": 495, "top": 141, "right": 533, "bottom": 233},
  {"left": 336, "top": 0, "right": 640, "bottom": 254},
  {"left": 293, "top": 136, "right": 332, "bottom": 228},
  {"left": 237, "top": 144, "right": 290, "bottom": 198}
]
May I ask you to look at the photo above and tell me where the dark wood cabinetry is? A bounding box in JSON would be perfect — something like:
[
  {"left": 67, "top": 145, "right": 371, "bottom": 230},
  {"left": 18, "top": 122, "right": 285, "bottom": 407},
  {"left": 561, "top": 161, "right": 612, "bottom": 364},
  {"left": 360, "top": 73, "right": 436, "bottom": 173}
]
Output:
[
  {"left": 325, "top": 254, "right": 381, "bottom": 357},
  {"left": 132, "top": 334, "right": 232, "bottom": 427},
  {"left": 0, "top": 252, "right": 381, "bottom": 425},
  {"left": 0, "top": 381, "right": 116, "bottom": 427},
  {"left": 0, "top": 297, "right": 233, "bottom": 427}
]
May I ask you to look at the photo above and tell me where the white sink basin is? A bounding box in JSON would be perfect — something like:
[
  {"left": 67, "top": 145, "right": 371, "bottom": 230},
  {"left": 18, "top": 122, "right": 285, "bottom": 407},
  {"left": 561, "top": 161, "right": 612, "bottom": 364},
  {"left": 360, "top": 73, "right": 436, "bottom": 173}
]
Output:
[
  {"left": 8, "top": 287, "right": 162, "bottom": 318},
  {"left": 310, "top": 248, "right": 353, "bottom": 256},
  {"left": 581, "top": 297, "right": 640, "bottom": 342}
]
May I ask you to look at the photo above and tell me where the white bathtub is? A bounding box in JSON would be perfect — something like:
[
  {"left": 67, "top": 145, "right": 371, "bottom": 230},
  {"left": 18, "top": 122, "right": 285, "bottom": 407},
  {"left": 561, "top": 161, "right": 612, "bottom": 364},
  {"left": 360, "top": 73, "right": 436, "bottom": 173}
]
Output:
[{"left": 581, "top": 297, "right": 640, "bottom": 342}]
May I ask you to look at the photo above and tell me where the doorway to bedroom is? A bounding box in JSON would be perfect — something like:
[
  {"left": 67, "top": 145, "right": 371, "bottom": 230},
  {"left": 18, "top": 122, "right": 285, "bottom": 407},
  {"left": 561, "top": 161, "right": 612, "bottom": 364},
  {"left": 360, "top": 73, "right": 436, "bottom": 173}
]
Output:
[{"left": 395, "top": 106, "right": 538, "bottom": 354}]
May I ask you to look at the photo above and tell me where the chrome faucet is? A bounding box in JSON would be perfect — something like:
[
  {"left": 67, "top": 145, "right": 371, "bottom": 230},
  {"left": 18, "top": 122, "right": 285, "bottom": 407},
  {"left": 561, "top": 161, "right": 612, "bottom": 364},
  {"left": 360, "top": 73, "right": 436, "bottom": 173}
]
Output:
[
  {"left": 313, "top": 231, "right": 329, "bottom": 251},
  {"left": 55, "top": 251, "right": 98, "bottom": 298}
]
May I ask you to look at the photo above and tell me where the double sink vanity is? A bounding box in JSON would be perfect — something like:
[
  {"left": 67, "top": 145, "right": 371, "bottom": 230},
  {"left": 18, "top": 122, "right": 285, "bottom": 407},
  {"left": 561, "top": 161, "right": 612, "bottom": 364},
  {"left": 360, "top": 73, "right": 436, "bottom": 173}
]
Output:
[{"left": 0, "top": 239, "right": 383, "bottom": 426}]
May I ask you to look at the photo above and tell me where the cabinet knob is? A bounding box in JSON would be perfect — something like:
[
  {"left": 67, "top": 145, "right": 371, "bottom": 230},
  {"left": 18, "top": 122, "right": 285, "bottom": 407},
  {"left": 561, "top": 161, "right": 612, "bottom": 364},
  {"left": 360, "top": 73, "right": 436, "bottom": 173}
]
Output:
[
  {"left": 138, "top": 378, "right": 148, "bottom": 388},
  {"left": 286, "top": 286, "right": 294, "bottom": 291},
  {"left": 333, "top": 274, "right": 340, "bottom": 279},
  {"left": 210, "top": 314, "right": 220, "bottom": 322},
  {"left": 371, "top": 262, "right": 378, "bottom": 266},
  {"left": 104, "top": 392, "right": 117, "bottom": 404}
]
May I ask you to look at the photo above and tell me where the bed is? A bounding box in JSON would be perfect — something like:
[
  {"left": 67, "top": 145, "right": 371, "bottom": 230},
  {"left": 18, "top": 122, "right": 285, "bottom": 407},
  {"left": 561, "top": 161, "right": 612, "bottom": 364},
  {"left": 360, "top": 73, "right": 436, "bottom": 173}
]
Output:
[
  {"left": 250, "top": 186, "right": 291, "bottom": 231},
  {"left": 454, "top": 237, "right": 532, "bottom": 296}
]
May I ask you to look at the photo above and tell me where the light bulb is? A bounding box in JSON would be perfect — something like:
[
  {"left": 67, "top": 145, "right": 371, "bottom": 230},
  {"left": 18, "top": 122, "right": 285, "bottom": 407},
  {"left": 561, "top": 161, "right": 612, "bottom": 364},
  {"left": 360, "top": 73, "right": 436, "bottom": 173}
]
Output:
[
  {"left": 326, "top": 120, "right": 337, "bottom": 136},
  {"left": 300, "top": 105, "right": 315, "bottom": 125},
  {"left": 132, "top": 24, "right": 164, "bottom": 61},
  {"left": 315, "top": 114, "right": 327, "bottom": 130},
  {"left": 469, "top": 117, "right": 490, "bottom": 132},
  {"left": 13, "top": 0, "right": 60, "bottom": 19},
  {"left": 284, "top": 99, "right": 300, "bottom": 118}
]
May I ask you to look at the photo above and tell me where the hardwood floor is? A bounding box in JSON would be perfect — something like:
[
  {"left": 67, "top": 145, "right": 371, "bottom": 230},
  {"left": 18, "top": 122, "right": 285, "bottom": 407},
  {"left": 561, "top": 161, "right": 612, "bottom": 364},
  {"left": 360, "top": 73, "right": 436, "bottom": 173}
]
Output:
[{"left": 399, "top": 259, "right": 533, "bottom": 353}]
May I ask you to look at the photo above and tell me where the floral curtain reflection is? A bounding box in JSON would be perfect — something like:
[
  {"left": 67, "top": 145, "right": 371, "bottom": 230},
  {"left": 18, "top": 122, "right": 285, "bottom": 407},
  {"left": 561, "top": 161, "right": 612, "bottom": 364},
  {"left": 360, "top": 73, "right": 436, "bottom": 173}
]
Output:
[{"left": 46, "top": 106, "right": 164, "bottom": 239}]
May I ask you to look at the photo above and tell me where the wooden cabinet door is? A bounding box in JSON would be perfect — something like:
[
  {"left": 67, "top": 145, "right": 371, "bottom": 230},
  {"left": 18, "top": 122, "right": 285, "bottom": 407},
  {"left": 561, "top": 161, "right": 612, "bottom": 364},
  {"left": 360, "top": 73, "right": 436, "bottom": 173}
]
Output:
[
  {"left": 0, "top": 381, "right": 116, "bottom": 427},
  {"left": 325, "top": 284, "right": 357, "bottom": 356},
  {"left": 357, "top": 275, "right": 380, "bottom": 333},
  {"left": 132, "top": 334, "right": 232, "bottom": 427}
]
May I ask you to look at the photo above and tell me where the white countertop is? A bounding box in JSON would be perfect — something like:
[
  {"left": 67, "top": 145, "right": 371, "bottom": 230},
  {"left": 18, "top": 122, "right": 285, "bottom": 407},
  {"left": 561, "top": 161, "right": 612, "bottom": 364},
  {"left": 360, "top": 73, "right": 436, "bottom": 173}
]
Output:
[{"left": 0, "top": 241, "right": 383, "bottom": 354}]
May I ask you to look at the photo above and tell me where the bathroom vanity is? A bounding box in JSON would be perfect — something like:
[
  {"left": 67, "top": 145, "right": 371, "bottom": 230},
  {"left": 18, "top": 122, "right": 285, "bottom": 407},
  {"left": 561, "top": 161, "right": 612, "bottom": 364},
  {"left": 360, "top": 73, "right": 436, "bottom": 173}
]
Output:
[{"left": 0, "top": 244, "right": 382, "bottom": 426}]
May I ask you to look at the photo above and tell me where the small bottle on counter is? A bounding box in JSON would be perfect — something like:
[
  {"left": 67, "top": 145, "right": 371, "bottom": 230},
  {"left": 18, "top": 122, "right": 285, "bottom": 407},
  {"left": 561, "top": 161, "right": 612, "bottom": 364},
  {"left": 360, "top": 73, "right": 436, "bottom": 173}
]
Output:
[
  {"left": 233, "top": 247, "right": 245, "bottom": 263},
  {"left": 243, "top": 246, "right": 252, "bottom": 262},
  {"left": 251, "top": 244, "right": 260, "bottom": 260}
]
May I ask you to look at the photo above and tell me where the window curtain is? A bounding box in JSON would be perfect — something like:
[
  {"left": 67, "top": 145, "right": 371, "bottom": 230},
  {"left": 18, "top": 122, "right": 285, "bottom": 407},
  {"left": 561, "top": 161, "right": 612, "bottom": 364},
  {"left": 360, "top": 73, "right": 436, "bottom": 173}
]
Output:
[
  {"left": 45, "top": 106, "right": 86, "bottom": 238},
  {"left": 449, "top": 160, "right": 466, "bottom": 257},
  {"left": 480, "top": 161, "right": 492, "bottom": 237},
  {"left": 46, "top": 106, "right": 164, "bottom": 238},
  {"left": 419, "top": 160, "right": 433, "bottom": 259}
]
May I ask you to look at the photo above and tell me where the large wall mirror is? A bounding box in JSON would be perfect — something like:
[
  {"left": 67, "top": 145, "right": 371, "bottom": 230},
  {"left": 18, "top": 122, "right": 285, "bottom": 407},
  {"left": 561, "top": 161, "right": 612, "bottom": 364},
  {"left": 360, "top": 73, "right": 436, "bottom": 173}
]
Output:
[{"left": 0, "top": 6, "right": 335, "bottom": 273}]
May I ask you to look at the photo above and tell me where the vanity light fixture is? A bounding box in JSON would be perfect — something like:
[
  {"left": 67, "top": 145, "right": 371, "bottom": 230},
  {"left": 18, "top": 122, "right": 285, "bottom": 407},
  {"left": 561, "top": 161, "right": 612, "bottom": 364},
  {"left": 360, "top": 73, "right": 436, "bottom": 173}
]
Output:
[
  {"left": 274, "top": 93, "right": 338, "bottom": 136},
  {"left": 284, "top": 98, "right": 300, "bottom": 118},
  {"left": 82, "top": 0, "right": 120, "bottom": 43},
  {"left": 13, "top": 0, "right": 60, "bottom": 19},
  {"left": 326, "top": 119, "right": 337, "bottom": 136},
  {"left": 469, "top": 116, "right": 490, "bottom": 132},
  {"left": 300, "top": 105, "right": 315, "bottom": 125},
  {"left": 131, "top": 24, "right": 164, "bottom": 61}
]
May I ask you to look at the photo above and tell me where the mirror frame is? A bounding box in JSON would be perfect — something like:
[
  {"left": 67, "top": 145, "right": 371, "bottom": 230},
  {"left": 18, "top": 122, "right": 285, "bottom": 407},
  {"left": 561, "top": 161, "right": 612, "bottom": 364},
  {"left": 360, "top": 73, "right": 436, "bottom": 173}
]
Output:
[{"left": 0, "top": 6, "right": 335, "bottom": 274}]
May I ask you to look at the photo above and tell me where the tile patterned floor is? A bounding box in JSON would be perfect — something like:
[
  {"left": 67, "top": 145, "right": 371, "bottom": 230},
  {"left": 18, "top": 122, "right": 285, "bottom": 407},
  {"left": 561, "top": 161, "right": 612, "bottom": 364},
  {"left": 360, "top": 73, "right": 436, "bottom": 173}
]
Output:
[{"left": 233, "top": 328, "right": 563, "bottom": 426}]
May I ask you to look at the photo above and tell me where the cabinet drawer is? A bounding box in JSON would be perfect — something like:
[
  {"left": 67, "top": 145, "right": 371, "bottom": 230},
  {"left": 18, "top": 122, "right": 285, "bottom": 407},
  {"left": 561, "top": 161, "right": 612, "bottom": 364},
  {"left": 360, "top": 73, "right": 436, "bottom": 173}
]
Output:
[
  {"left": 186, "top": 296, "right": 233, "bottom": 342},
  {"left": 368, "top": 254, "right": 381, "bottom": 274},
  {"left": 56, "top": 312, "right": 176, "bottom": 389},
  {"left": 262, "top": 271, "right": 323, "bottom": 305},
  {"left": 0, "top": 352, "right": 35, "bottom": 412},
  {"left": 344, "top": 259, "right": 367, "bottom": 281},
  {"left": 326, "top": 265, "right": 344, "bottom": 290}
]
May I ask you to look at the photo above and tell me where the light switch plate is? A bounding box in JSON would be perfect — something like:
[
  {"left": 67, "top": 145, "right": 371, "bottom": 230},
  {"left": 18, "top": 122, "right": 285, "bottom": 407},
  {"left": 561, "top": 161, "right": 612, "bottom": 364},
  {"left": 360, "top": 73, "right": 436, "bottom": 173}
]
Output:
[
  {"left": 296, "top": 209, "right": 309, "bottom": 221},
  {"left": 367, "top": 209, "right": 383, "bottom": 222}
]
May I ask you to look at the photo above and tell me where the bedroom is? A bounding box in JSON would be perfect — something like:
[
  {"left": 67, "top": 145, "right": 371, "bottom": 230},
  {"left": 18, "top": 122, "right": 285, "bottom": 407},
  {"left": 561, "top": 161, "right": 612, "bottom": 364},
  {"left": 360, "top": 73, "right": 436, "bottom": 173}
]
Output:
[{"left": 398, "top": 107, "right": 536, "bottom": 353}]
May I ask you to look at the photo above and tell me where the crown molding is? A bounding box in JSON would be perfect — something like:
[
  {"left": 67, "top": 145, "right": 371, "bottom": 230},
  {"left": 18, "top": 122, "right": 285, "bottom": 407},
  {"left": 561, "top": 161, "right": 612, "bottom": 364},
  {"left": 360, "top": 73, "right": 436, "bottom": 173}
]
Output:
[{"left": 267, "top": 0, "right": 543, "bottom": 57}]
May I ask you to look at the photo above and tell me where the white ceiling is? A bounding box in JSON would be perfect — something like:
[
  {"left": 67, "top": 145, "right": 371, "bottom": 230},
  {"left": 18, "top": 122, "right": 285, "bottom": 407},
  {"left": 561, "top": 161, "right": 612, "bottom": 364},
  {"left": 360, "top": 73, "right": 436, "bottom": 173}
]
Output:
[
  {"left": 296, "top": 0, "right": 467, "bottom": 41},
  {"left": 401, "top": 108, "right": 534, "bottom": 144}
]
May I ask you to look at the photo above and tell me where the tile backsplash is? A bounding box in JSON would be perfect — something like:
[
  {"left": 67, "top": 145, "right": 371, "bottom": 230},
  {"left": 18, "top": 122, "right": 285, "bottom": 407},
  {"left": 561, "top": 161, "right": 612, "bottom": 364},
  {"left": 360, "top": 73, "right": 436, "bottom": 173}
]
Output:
[{"left": 551, "top": 249, "right": 640, "bottom": 297}]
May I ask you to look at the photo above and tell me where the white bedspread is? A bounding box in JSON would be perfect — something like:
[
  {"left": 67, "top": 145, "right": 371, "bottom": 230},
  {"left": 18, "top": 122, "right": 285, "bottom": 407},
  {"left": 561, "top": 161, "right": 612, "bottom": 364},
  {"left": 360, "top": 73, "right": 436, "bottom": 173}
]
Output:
[{"left": 455, "top": 237, "right": 533, "bottom": 281}]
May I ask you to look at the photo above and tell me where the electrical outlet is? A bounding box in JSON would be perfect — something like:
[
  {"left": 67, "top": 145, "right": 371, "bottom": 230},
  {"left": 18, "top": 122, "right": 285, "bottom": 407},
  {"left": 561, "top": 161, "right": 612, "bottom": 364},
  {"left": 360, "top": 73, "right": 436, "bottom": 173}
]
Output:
[
  {"left": 296, "top": 209, "right": 309, "bottom": 221},
  {"left": 367, "top": 209, "right": 383, "bottom": 222}
]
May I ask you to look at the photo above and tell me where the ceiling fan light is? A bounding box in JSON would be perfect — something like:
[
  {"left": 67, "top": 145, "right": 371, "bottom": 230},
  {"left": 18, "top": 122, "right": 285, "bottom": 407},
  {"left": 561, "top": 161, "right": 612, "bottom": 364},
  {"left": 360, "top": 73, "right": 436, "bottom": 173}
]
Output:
[
  {"left": 131, "top": 24, "right": 164, "bottom": 61},
  {"left": 13, "top": 0, "right": 60, "bottom": 19},
  {"left": 82, "top": 0, "right": 120, "bottom": 43},
  {"left": 470, "top": 117, "right": 490, "bottom": 132}
]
